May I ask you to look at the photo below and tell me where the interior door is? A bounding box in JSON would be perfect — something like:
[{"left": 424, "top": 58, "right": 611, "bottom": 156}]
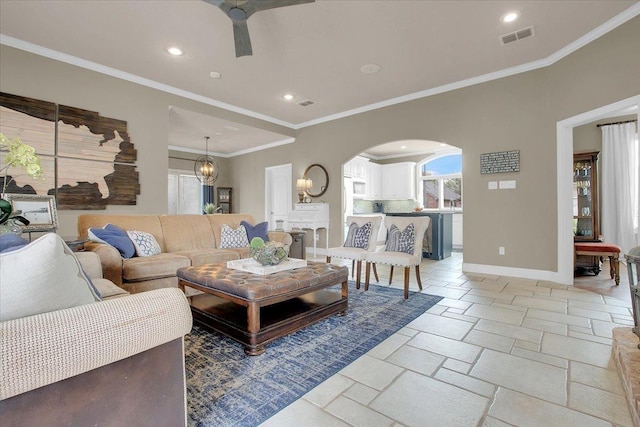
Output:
[{"left": 265, "top": 164, "right": 292, "bottom": 230}]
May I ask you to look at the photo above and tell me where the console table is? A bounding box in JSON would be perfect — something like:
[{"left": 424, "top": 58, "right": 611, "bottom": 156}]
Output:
[{"left": 287, "top": 203, "right": 329, "bottom": 257}]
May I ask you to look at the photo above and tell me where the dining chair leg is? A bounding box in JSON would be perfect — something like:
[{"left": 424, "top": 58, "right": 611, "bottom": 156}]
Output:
[
  {"left": 415, "top": 265, "right": 422, "bottom": 290},
  {"left": 365, "top": 262, "right": 371, "bottom": 291},
  {"left": 351, "top": 260, "right": 355, "bottom": 278},
  {"left": 389, "top": 266, "right": 394, "bottom": 284},
  {"left": 326, "top": 256, "right": 331, "bottom": 263},
  {"left": 373, "top": 263, "right": 379, "bottom": 282},
  {"left": 403, "top": 267, "right": 410, "bottom": 299},
  {"left": 355, "top": 260, "right": 362, "bottom": 289}
]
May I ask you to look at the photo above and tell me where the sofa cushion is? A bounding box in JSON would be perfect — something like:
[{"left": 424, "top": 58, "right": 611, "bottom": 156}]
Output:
[
  {"left": 123, "top": 253, "right": 191, "bottom": 282},
  {"left": 159, "top": 215, "right": 216, "bottom": 252},
  {"left": 0, "top": 233, "right": 101, "bottom": 322},
  {"left": 88, "top": 224, "right": 135, "bottom": 259},
  {"left": 172, "top": 249, "right": 240, "bottom": 267},
  {"left": 219, "top": 224, "right": 249, "bottom": 249},
  {"left": 385, "top": 223, "right": 415, "bottom": 254},
  {"left": 241, "top": 220, "right": 269, "bottom": 242},
  {"left": 127, "top": 230, "right": 162, "bottom": 257}
]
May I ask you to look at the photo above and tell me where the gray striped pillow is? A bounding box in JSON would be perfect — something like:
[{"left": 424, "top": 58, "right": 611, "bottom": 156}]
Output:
[
  {"left": 343, "top": 221, "right": 372, "bottom": 249},
  {"left": 385, "top": 223, "right": 415, "bottom": 254}
]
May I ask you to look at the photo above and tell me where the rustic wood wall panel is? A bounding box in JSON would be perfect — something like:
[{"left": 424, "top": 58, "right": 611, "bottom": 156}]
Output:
[{"left": 0, "top": 92, "right": 140, "bottom": 210}]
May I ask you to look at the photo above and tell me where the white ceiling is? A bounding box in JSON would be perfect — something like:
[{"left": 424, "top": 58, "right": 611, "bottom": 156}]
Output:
[{"left": 1, "top": 0, "right": 638, "bottom": 157}]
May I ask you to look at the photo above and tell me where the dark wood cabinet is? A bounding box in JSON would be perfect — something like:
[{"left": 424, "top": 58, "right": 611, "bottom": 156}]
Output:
[
  {"left": 217, "top": 187, "right": 232, "bottom": 214},
  {"left": 574, "top": 151, "right": 602, "bottom": 275},
  {"left": 573, "top": 152, "right": 600, "bottom": 241}
]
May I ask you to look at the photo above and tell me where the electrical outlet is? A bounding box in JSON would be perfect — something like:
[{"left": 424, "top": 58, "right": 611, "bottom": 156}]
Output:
[{"left": 499, "top": 246, "right": 505, "bottom": 255}]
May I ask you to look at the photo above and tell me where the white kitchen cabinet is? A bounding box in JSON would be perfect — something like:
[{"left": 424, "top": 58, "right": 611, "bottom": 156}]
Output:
[
  {"left": 367, "top": 162, "right": 382, "bottom": 199},
  {"left": 346, "top": 156, "right": 369, "bottom": 180},
  {"left": 381, "top": 162, "right": 416, "bottom": 199}
]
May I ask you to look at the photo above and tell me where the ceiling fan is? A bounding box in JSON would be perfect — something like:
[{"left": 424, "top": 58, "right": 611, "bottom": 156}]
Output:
[{"left": 203, "top": 0, "right": 314, "bottom": 57}]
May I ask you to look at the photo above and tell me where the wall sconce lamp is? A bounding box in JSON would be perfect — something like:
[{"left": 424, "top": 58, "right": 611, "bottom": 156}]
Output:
[{"left": 296, "top": 178, "right": 313, "bottom": 203}]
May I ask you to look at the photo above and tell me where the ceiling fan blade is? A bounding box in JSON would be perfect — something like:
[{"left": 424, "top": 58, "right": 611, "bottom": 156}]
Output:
[
  {"left": 243, "top": 0, "right": 314, "bottom": 17},
  {"left": 232, "top": 20, "right": 252, "bottom": 57}
]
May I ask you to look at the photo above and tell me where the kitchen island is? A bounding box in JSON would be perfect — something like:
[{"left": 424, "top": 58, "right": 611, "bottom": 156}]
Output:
[{"left": 386, "top": 212, "right": 453, "bottom": 260}]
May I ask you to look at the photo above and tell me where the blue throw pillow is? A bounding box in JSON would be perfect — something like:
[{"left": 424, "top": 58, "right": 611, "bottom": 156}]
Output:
[
  {"left": 241, "top": 220, "right": 269, "bottom": 242},
  {"left": 88, "top": 223, "right": 135, "bottom": 259},
  {"left": 0, "top": 234, "right": 29, "bottom": 253}
]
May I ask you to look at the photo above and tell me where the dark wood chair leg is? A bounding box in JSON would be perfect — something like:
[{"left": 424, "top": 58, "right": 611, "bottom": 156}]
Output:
[
  {"left": 365, "top": 262, "right": 371, "bottom": 291},
  {"left": 389, "top": 266, "right": 394, "bottom": 284},
  {"left": 373, "top": 263, "right": 379, "bottom": 282},
  {"left": 326, "top": 256, "right": 331, "bottom": 263},
  {"left": 355, "top": 260, "right": 362, "bottom": 289},
  {"left": 404, "top": 267, "right": 410, "bottom": 299},
  {"left": 352, "top": 260, "right": 355, "bottom": 278},
  {"left": 415, "top": 265, "right": 422, "bottom": 290}
]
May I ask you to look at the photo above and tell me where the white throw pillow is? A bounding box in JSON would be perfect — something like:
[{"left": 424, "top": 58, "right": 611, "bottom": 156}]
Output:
[
  {"left": 126, "top": 230, "right": 162, "bottom": 257},
  {"left": 0, "top": 233, "right": 101, "bottom": 322},
  {"left": 219, "top": 224, "right": 249, "bottom": 248}
]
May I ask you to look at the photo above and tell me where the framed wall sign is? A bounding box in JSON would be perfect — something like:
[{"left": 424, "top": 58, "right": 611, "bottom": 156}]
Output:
[{"left": 5, "top": 193, "right": 58, "bottom": 232}]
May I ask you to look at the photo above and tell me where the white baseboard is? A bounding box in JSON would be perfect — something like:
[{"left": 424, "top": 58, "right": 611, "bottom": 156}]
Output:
[{"left": 462, "top": 263, "right": 569, "bottom": 285}]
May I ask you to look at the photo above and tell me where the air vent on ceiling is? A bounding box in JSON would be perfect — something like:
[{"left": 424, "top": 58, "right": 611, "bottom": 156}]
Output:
[
  {"left": 298, "top": 100, "right": 314, "bottom": 107},
  {"left": 500, "top": 26, "right": 535, "bottom": 45}
]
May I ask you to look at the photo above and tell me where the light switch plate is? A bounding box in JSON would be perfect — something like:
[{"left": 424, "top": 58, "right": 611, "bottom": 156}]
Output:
[{"left": 499, "top": 180, "right": 516, "bottom": 189}]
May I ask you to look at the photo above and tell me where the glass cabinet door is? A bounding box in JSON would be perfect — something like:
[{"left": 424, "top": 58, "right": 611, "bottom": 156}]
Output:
[{"left": 573, "top": 152, "right": 599, "bottom": 241}]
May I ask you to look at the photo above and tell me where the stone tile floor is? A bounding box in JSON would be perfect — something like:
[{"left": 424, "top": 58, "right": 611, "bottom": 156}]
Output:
[{"left": 259, "top": 253, "right": 634, "bottom": 427}]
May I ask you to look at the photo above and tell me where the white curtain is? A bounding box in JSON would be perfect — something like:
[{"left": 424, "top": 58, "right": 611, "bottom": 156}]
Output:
[{"left": 601, "top": 122, "right": 639, "bottom": 255}]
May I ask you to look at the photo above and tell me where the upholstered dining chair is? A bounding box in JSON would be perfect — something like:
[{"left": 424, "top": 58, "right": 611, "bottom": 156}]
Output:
[
  {"left": 326, "top": 215, "right": 382, "bottom": 289},
  {"left": 364, "top": 216, "right": 431, "bottom": 299}
]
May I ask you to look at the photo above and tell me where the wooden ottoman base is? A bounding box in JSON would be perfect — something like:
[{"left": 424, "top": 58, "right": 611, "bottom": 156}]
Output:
[{"left": 178, "top": 262, "right": 349, "bottom": 355}]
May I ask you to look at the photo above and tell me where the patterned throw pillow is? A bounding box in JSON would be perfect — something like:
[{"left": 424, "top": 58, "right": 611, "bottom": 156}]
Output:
[
  {"left": 343, "top": 221, "right": 372, "bottom": 249},
  {"left": 126, "top": 230, "right": 162, "bottom": 257},
  {"left": 385, "top": 223, "right": 415, "bottom": 254},
  {"left": 220, "top": 224, "right": 250, "bottom": 248}
]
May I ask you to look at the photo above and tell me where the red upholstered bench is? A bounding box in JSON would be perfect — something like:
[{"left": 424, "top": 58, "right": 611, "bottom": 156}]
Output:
[{"left": 574, "top": 242, "right": 621, "bottom": 285}]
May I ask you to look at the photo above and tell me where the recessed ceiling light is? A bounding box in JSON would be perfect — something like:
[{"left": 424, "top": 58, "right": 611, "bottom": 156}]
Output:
[
  {"left": 361, "top": 64, "right": 381, "bottom": 74},
  {"left": 501, "top": 12, "right": 519, "bottom": 23},
  {"left": 167, "top": 46, "right": 184, "bottom": 56},
  {"left": 210, "top": 71, "right": 222, "bottom": 79},
  {"left": 282, "top": 94, "right": 294, "bottom": 101}
]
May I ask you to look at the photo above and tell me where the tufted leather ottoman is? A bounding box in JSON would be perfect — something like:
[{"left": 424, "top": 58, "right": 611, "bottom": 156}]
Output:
[{"left": 177, "top": 261, "right": 349, "bottom": 355}]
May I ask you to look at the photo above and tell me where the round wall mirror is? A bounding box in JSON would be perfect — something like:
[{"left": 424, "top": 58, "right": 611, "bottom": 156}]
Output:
[{"left": 303, "top": 164, "right": 329, "bottom": 198}]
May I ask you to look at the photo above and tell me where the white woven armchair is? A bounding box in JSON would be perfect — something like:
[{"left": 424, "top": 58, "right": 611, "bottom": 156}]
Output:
[{"left": 0, "top": 250, "right": 193, "bottom": 427}]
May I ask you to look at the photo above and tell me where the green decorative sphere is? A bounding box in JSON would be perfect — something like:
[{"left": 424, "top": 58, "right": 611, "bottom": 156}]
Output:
[{"left": 250, "top": 240, "right": 287, "bottom": 266}]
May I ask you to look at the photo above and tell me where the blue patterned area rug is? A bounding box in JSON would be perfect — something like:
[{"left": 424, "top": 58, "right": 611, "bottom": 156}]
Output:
[{"left": 184, "top": 283, "right": 443, "bottom": 427}]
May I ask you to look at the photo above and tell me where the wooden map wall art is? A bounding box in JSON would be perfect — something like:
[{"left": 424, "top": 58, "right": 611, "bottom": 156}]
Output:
[{"left": 0, "top": 92, "right": 140, "bottom": 210}]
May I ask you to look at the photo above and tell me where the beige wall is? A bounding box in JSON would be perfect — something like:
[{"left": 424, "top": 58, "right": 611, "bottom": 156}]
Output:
[{"left": 1, "top": 17, "right": 638, "bottom": 276}]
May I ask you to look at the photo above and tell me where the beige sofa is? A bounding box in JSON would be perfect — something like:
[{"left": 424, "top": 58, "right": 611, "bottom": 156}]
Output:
[
  {"left": 0, "top": 251, "right": 193, "bottom": 427},
  {"left": 78, "top": 213, "right": 293, "bottom": 293}
]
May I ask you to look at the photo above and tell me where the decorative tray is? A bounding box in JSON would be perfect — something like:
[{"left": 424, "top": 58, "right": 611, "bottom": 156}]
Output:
[{"left": 226, "top": 258, "right": 307, "bottom": 275}]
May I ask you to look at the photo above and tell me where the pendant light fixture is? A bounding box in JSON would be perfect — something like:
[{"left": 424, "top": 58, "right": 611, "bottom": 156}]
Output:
[{"left": 194, "top": 136, "right": 219, "bottom": 186}]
